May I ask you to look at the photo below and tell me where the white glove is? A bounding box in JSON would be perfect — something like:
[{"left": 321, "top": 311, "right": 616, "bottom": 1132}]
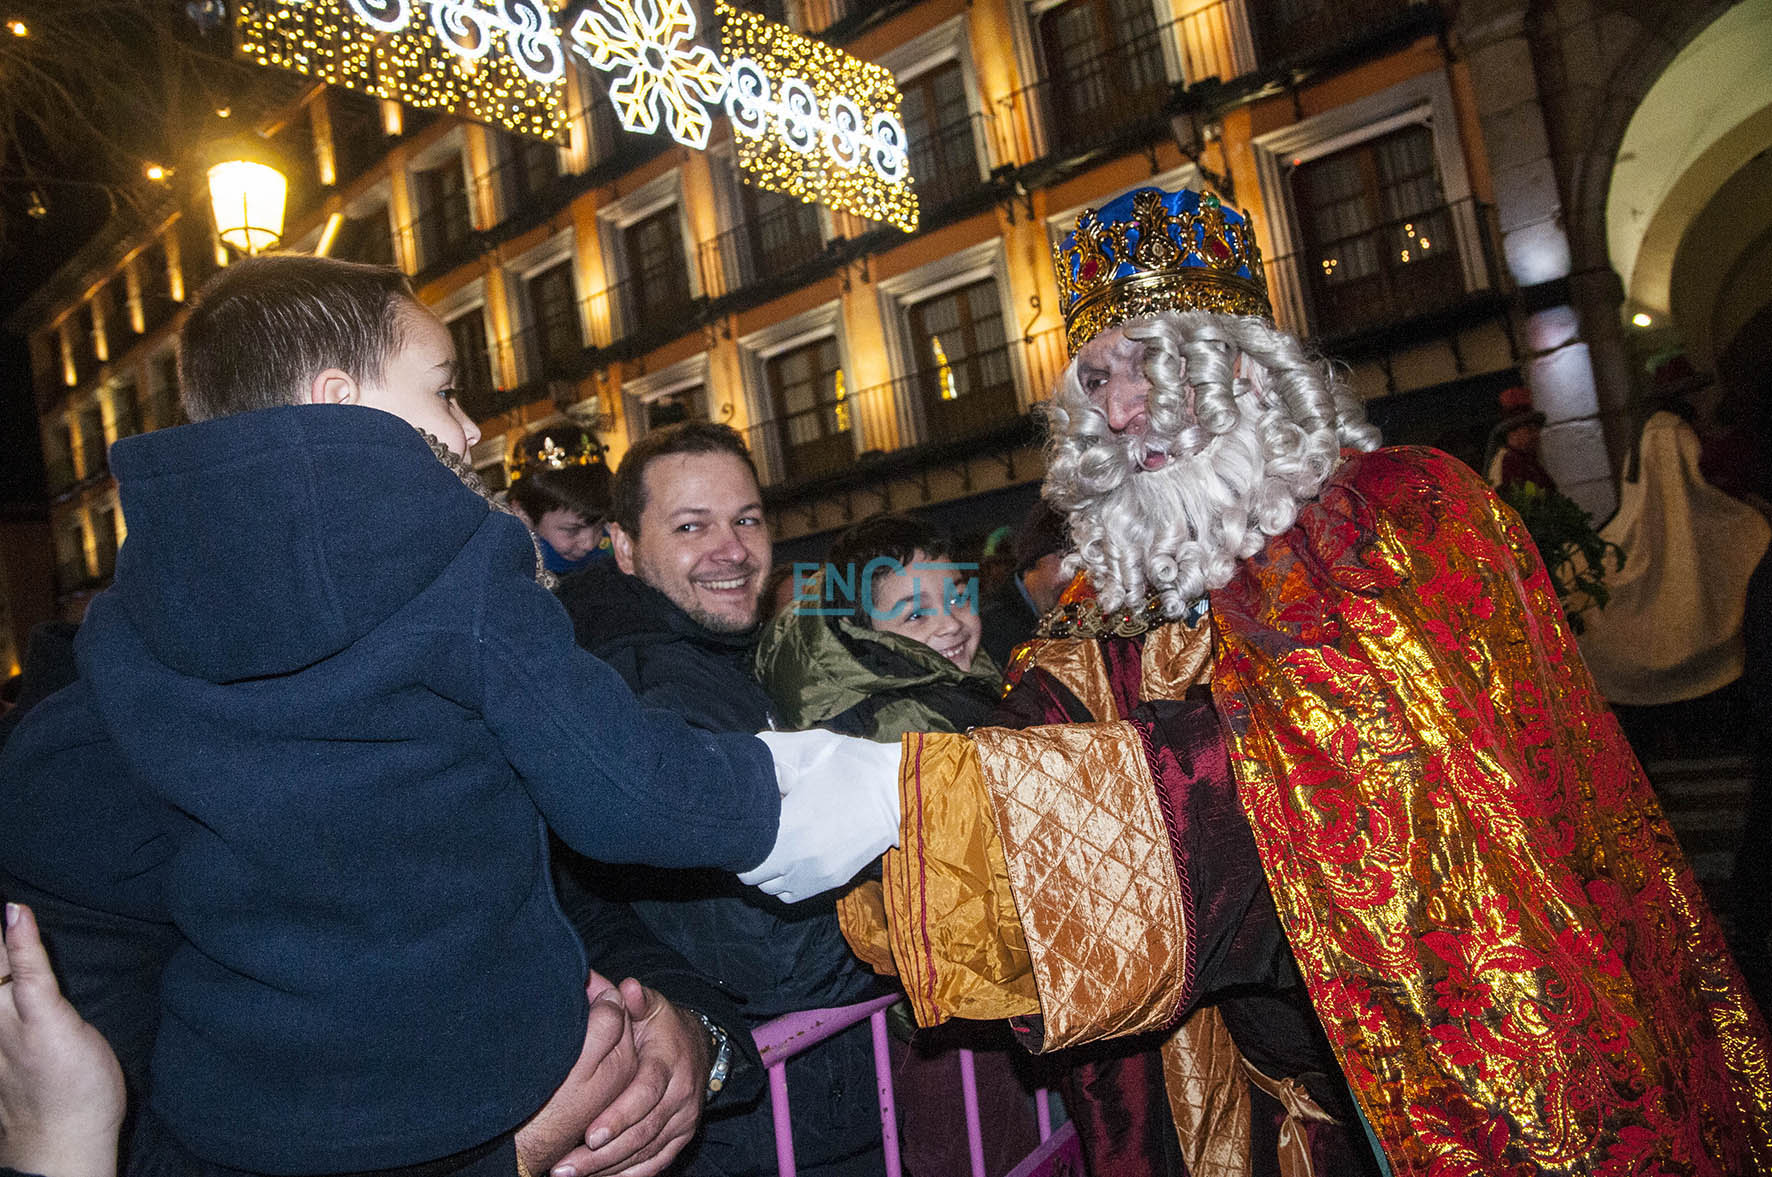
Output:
[{"left": 737, "top": 729, "right": 902, "bottom": 903}]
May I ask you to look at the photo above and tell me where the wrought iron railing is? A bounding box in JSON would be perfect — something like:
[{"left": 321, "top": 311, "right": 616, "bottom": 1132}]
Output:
[
  {"left": 1264, "top": 195, "right": 1503, "bottom": 344},
  {"left": 998, "top": 5, "right": 1249, "bottom": 165},
  {"left": 909, "top": 110, "right": 995, "bottom": 213},
  {"left": 45, "top": 457, "right": 77, "bottom": 495},
  {"left": 110, "top": 395, "right": 142, "bottom": 442},
  {"left": 742, "top": 328, "right": 1066, "bottom": 488},
  {"left": 699, "top": 202, "right": 829, "bottom": 301},
  {"left": 599, "top": 268, "right": 699, "bottom": 346},
  {"left": 472, "top": 149, "right": 569, "bottom": 233},
  {"left": 400, "top": 178, "right": 478, "bottom": 276}
]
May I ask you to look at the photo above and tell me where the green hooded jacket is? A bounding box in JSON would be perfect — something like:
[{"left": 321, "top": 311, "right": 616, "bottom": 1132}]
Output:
[{"left": 755, "top": 572, "right": 1004, "bottom": 741}]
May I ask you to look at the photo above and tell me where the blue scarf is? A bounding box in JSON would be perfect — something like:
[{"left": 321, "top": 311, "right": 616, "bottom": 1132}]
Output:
[{"left": 538, "top": 533, "right": 609, "bottom": 576}]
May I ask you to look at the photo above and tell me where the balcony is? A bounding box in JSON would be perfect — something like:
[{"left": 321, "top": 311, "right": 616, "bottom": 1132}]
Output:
[
  {"left": 46, "top": 455, "right": 78, "bottom": 495},
  {"left": 472, "top": 148, "right": 568, "bottom": 239},
  {"left": 1001, "top": 7, "right": 1245, "bottom": 165},
  {"left": 403, "top": 180, "right": 479, "bottom": 279},
  {"left": 137, "top": 291, "right": 182, "bottom": 338},
  {"left": 604, "top": 268, "right": 698, "bottom": 349},
  {"left": 111, "top": 394, "right": 142, "bottom": 442},
  {"left": 743, "top": 328, "right": 1067, "bottom": 489},
  {"left": 1251, "top": 0, "right": 1422, "bottom": 67},
  {"left": 699, "top": 202, "right": 830, "bottom": 302},
  {"left": 909, "top": 111, "right": 996, "bottom": 215},
  {"left": 451, "top": 343, "right": 504, "bottom": 423},
  {"left": 56, "top": 558, "right": 91, "bottom": 594},
  {"left": 1266, "top": 196, "right": 1505, "bottom": 350}
]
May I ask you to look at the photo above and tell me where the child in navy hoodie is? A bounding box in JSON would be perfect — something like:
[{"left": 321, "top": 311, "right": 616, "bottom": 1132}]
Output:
[{"left": 0, "top": 256, "right": 788, "bottom": 1176}]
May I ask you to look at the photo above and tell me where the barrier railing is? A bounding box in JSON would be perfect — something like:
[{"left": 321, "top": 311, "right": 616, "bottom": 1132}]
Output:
[{"left": 752, "top": 996, "right": 1080, "bottom": 1177}]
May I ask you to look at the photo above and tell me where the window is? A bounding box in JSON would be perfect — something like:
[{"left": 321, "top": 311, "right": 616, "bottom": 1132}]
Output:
[
  {"left": 44, "top": 421, "right": 76, "bottom": 492},
  {"left": 110, "top": 379, "right": 141, "bottom": 442},
  {"left": 56, "top": 518, "right": 88, "bottom": 590},
  {"left": 414, "top": 158, "right": 473, "bottom": 270},
  {"left": 179, "top": 214, "right": 218, "bottom": 300},
  {"left": 643, "top": 384, "right": 708, "bottom": 433},
  {"left": 447, "top": 308, "right": 497, "bottom": 421},
  {"left": 1037, "top": 0, "right": 1168, "bottom": 155},
  {"left": 94, "top": 506, "right": 121, "bottom": 580},
  {"left": 149, "top": 352, "right": 182, "bottom": 431},
  {"left": 269, "top": 106, "right": 320, "bottom": 227},
  {"left": 135, "top": 239, "right": 174, "bottom": 333},
  {"left": 765, "top": 336, "right": 848, "bottom": 482},
  {"left": 528, "top": 260, "right": 581, "bottom": 376},
  {"left": 905, "top": 277, "right": 1015, "bottom": 440},
  {"left": 622, "top": 206, "right": 694, "bottom": 327},
  {"left": 337, "top": 206, "right": 396, "bottom": 267},
  {"left": 1252, "top": 0, "right": 1411, "bottom": 67},
  {"left": 501, "top": 133, "right": 560, "bottom": 215},
  {"left": 900, "top": 61, "right": 977, "bottom": 211},
  {"left": 1291, "top": 124, "right": 1462, "bottom": 338},
  {"left": 738, "top": 181, "right": 822, "bottom": 279},
  {"left": 76, "top": 403, "right": 106, "bottom": 478},
  {"left": 70, "top": 303, "right": 99, "bottom": 379},
  {"left": 330, "top": 91, "right": 390, "bottom": 187}
]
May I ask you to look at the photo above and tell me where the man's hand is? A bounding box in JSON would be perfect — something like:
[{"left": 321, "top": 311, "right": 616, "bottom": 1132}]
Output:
[
  {"left": 548, "top": 978, "right": 711, "bottom": 1177},
  {"left": 737, "top": 729, "right": 902, "bottom": 902},
  {"left": 0, "top": 901, "right": 126, "bottom": 1177},
  {"left": 516, "top": 973, "right": 637, "bottom": 1176}
]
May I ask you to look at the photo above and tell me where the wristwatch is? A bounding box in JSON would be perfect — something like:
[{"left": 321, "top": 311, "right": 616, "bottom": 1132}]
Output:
[{"left": 683, "top": 1007, "right": 732, "bottom": 1100}]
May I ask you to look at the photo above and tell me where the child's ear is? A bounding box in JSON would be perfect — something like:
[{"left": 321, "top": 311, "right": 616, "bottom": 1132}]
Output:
[
  {"left": 310, "top": 368, "right": 359, "bottom": 406},
  {"left": 608, "top": 523, "right": 636, "bottom": 575}
]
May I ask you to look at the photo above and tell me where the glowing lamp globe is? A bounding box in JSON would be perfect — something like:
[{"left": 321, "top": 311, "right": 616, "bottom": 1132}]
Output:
[{"left": 208, "top": 159, "right": 287, "bottom": 254}]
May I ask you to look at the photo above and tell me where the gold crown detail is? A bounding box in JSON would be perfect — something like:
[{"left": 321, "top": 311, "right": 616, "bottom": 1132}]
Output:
[{"left": 1056, "top": 188, "right": 1270, "bottom": 353}]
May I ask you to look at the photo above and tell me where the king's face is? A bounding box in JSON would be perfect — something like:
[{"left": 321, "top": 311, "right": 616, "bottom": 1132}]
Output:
[{"left": 1075, "top": 327, "right": 1171, "bottom": 472}]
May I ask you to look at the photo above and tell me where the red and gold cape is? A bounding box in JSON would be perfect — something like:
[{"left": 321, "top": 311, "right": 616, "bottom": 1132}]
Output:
[{"left": 840, "top": 447, "right": 1772, "bottom": 1175}]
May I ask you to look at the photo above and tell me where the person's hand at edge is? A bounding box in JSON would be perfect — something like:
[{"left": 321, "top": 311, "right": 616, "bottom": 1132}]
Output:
[
  {"left": 547, "top": 978, "right": 710, "bottom": 1177},
  {"left": 0, "top": 901, "right": 125, "bottom": 1177},
  {"left": 515, "top": 972, "right": 637, "bottom": 1177}
]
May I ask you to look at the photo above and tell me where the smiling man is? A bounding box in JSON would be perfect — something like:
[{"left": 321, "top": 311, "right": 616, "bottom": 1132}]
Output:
[{"left": 553, "top": 422, "right": 891, "bottom": 1177}]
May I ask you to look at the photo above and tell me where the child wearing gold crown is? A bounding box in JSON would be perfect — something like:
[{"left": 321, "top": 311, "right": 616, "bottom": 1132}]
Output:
[{"left": 740, "top": 184, "right": 1772, "bottom": 1176}]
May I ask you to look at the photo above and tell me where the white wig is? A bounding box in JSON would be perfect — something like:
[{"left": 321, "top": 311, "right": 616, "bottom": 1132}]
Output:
[{"left": 1043, "top": 310, "right": 1381, "bottom": 618}]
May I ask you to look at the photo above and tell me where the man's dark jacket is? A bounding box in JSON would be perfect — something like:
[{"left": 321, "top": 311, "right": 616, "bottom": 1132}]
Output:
[
  {"left": 556, "top": 561, "right": 890, "bottom": 1177},
  {"left": 0, "top": 406, "right": 779, "bottom": 1174}
]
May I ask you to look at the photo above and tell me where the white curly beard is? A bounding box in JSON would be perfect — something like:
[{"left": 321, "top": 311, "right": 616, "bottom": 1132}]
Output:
[{"left": 1061, "top": 407, "right": 1275, "bottom": 619}]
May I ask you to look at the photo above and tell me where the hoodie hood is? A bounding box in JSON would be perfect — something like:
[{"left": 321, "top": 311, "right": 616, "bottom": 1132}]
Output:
[{"left": 106, "top": 404, "right": 494, "bottom": 683}]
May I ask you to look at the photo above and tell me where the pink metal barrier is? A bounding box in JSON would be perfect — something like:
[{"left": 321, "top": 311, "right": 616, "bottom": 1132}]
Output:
[{"left": 751, "top": 998, "right": 1081, "bottom": 1177}]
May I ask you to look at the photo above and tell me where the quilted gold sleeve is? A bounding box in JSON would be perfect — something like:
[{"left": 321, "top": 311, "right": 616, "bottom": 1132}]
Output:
[
  {"left": 884, "top": 731, "right": 1039, "bottom": 1028},
  {"left": 970, "top": 721, "right": 1190, "bottom": 1051}
]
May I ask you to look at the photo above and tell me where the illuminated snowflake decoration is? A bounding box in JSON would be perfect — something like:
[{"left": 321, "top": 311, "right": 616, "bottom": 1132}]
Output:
[{"left": 569, "top": 0, "right": 727, "bottom": 150}]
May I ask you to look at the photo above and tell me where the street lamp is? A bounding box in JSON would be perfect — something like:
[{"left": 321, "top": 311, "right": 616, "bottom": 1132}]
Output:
[{"left": 207, "top": 139, "right": 286, "bottom": 255}]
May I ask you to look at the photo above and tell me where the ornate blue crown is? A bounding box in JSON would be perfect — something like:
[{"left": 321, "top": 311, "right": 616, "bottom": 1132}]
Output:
[{"left": 1055, "top": 187, "right": 1269, "bottom": 353}]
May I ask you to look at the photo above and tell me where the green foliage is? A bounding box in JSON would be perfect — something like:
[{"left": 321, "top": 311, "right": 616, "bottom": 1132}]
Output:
[{"left": 1498, "top": 480, "right": 1625, "bottom": 635}]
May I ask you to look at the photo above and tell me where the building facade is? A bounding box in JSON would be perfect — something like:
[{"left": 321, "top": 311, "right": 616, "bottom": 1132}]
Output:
[{"left": 18, "top": 0, "right": 1722, "bottom": 612}]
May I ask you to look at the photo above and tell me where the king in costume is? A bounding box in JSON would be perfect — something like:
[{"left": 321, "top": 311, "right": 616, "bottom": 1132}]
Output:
[{"left": 829, "top": 187, "right": 1772, "bottom": 1176}]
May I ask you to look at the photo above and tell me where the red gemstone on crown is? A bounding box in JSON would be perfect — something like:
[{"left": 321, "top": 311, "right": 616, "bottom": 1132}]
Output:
[
  {"left": 1079, "top": 257, "right": 1100, "bottom": 281},
  {"left": 1206, "top": 237, "right": 1231, "bottom": 261}
]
